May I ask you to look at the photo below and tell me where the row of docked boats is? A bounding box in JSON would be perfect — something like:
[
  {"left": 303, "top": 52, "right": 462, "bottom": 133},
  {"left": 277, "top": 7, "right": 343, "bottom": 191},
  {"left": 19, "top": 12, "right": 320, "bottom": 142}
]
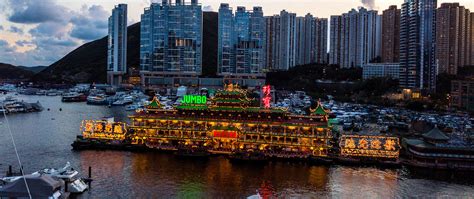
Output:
[
  {"left": 0, "top": 96, "right": 43, "bottom": 114},
  {"left": 0, "top": 162, "right": 90, "bottom": 198}
]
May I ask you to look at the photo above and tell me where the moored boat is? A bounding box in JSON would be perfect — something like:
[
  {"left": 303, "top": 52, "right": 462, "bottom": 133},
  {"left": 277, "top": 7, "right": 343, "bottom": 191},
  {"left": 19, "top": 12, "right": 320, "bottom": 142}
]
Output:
[
  {"left": 62, "top": 92, "right": 87, "bottom": 102},
  {"left": 87, "top": 94, "right": 108, "bottom": 105}
]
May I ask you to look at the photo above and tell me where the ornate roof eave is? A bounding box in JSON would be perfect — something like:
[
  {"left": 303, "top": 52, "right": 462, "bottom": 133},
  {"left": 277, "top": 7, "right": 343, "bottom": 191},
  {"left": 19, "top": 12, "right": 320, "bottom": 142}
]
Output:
[
  {"left": 310, "top": 100, "right": 330, "bottom": 116},
  {"left": 146, "top": 96, "right": 163, "bottom": 110}
]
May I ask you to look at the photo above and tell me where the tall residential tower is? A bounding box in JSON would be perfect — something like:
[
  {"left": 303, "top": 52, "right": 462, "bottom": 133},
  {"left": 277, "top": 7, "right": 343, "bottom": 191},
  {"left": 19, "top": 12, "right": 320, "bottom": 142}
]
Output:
[
  {"left": 381, "top": 5, "right": 400, "bottom": 63},
  {"left": 217, "top": 4, "right": 266, "bottom": 76},
  {"left": 107, "top": 4, "right": 127, "bottom": 86},
  {"left": 399, "top": 0, "right": 437, "bottom": 91},
  {"left": 436, "top": 3, "right": 473, "bottom": 75},
  {"left": 329, "top": 7, "right": 381, "bottom": 68},
  {"left": 139, "top": 0, "right": 202, "bottom": 86}
]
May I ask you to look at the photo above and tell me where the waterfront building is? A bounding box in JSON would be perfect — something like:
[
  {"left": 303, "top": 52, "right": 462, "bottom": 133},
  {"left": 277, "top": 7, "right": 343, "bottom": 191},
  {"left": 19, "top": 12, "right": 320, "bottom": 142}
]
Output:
[
  {"left": 265, "top": 10, "right": 297, "bottom": 71},
  {"left": 403, "top": 127, "right": 474, "bottom": 171},
  {"left": 362, "top": 63, "right": 400, "bottom": 80},
  {"left": 381, "top": 5, "right": 400, "bottom": 63},
  {"left": 399, "top": 0, "right": 437, "bottom": 92},
  {"left": 139, "top": 0, "right": 202, "bottom": 87},
  {"left": 76, "top": 84, "right": 334, "bottom": 159},
  {"left": 330, "top": 7, "right": 381, "bottom": 68},
  {"left": 218, "top": 4, "right": 266, "bottom": 76},
  {"left": 107, "top": 4, "right": 127, "bottom": 86},
  {"left": 450, "top": 78, "right": 474, "bottom": 111},
  {"left": 436, "top": 3, "right": 473, "bottom": 75}
]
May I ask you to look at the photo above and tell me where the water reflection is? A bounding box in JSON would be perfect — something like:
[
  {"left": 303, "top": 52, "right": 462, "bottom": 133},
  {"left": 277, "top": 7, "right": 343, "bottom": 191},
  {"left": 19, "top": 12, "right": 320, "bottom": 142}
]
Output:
[{"left": 0, "top": 95, "right": 473, "bottom": 198}]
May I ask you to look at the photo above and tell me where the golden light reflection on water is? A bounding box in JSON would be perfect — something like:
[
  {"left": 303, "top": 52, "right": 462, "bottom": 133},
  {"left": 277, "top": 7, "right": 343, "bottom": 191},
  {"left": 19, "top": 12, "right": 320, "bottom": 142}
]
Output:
[{"left": 328, "top": 166, "right": 399, "bottom": 198}]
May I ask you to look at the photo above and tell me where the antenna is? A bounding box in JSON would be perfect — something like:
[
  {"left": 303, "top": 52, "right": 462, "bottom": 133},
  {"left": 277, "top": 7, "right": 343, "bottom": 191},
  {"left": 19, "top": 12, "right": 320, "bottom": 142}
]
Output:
[{"left": 1, "top": 103, "right": 32, "bottom": 199}]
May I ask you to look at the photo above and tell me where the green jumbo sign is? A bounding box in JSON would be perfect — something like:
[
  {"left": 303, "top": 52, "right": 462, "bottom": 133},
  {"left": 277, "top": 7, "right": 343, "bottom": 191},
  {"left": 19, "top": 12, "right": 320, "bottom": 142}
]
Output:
[{"left": 181, "top": 95, "right": 207, "bottom": 105}]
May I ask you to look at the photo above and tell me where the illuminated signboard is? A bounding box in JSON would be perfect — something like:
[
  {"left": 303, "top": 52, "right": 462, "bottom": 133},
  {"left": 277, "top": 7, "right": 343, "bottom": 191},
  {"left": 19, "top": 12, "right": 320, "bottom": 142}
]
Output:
[
  {"left": 339, "top": 135, "right": 400, "bottom": 158},
  {"left": 262, "top": 85, "right": 271, "bottom": 109},
  {"left": 181, "top": 95, "right": 207, "bottom": 105},
  {"left": 212, "top": 130, "right": 238, "bottom": 138}
]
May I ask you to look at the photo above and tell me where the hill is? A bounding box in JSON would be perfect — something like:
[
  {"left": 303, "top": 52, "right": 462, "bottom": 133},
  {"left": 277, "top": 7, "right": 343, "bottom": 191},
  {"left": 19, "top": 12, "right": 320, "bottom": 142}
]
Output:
[
  {"left": 0, "top": 63, "right": 35, "bottom": 80},
  {"left": 18, "top": 66, "right": 47, "bottom": 73},
  {"left": 34, "top": 12, "right": 218, "bottom": 83}
]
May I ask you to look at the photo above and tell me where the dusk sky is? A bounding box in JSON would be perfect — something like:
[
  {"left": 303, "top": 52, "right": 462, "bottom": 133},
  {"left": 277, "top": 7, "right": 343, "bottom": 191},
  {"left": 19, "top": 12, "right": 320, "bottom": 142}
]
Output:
[{"left": 1, "top": 0, "right": 473, "bottom": 67}]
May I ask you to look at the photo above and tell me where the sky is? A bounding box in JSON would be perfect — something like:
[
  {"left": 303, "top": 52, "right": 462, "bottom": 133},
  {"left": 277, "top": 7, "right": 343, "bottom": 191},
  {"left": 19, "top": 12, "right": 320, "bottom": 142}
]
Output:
[{"left": 0, "top": 0, "right": 473, "bottom": 67}]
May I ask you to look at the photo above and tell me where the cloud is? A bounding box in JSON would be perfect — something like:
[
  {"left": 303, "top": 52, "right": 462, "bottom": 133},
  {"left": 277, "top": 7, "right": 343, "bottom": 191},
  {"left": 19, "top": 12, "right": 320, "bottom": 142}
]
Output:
[
  {"left": 29, "top": 22, "right": 70, "bottom": 38},
  {"left": 0, "top": 40, "right": 8, "bottom": 46},
  {"left": 7, "top": 0, "right": 70, "bottom": 24},
  {"left": 37, "top": 38, "right": 78, "bottom": 47},
  {"left": 203, "top": 5, "right": 214, "bottom": 12},
  {"left": 15, "top": 40, "right": 34, "bottom": 47},
  {"left": 360, "top": 0, "right": 375, "bottom": 10},
  {"left": 9, "top": 26, "right": 24, "bottom": 34},
  {"left": 70, "top": 5, "right": 109, "bottom": 40},
  {"left": 2, "top": 1, "right": 110, "bottom": 66}
]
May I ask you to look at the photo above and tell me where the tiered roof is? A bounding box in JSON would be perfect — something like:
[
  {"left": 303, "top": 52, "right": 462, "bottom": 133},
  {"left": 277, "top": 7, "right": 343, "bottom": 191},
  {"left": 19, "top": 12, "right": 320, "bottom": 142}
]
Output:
[
  {"left": 310, "top": 100, "right": 330, "bottom": 116},
  {"left": 422, "top": 126, "right": 449, "bottom": 142},
  {"left": 146, "top": 96, "right": 163, "bottom": 112}
]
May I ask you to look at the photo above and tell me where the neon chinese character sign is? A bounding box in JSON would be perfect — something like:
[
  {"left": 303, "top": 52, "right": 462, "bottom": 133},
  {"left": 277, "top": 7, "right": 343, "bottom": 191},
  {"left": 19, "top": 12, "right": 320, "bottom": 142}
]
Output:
[{"left": 262, "top": 85, "right": 271, "bottom": 109}]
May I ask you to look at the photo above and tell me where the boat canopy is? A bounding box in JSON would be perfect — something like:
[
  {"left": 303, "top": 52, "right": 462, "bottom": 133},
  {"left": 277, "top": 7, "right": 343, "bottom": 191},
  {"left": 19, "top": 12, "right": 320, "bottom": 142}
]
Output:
[{"left": 0, "top": 175, "right": 63, "bottom": 198}]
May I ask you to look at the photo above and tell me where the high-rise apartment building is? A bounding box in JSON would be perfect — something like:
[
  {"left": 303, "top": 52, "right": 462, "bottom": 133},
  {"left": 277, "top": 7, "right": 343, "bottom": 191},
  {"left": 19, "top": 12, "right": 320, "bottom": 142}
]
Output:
[
  {"left": 265, "top": 10, "right": 297, "bottom": 71},
  {"left": 107, "top": 4, "right": 127, "bottom": 86},
  {"left": 296, "top": 14, "right": 328, "bottom": 65},
  {"left": 218, "top": 4, "right": 266, "bottom": 76},
  {"left": 399, "top": 0, "right": 437, "bottom": 91},
  {"left": 382, "top": 5, "right": 400, "bottom": 63},
  {"left": 471, "top": 13, "right": 474, "bottom": 65},
  {"left": 329, "top": 15, "right": 342, "bottom": 65},
  {"left": 139, "top": 0, "right": 202, "bottom": 86},
  {"left": 330, "top": 7, "right": 381, "bottom": 68},
  {"left": 218, "top": 3, "right": 234, "bottom": 75},
  {"left": 436, "top": 3, "right": 472, "bottom": 75},
  {"left": 314, "top": 18, "right": 329, "bottom": 64}
]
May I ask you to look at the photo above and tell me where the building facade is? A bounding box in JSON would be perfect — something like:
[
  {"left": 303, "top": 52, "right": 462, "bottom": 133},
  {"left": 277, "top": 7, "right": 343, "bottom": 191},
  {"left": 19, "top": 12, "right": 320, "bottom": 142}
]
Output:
[
  {"left": 399, "top": 0, "right": 437, "bottom": 92},
  {"left": 107, "top": 4, "right": 128, "bottom": 86},
  {"left": 381, "top": 5, "right": 400, "bottom": 63},
  {"left": 266, "top": 10, "right": 327, "bottom": 70},
  {"left": 218, "top": 4, "right": 266, "bottom": 76},
  {"left": 265, "top": 10, "right": 297, "bottom": 71},
  {"left": 362, "top": 63, "right": 400, "bottom": 80},
  {"left": 295, "top": 14, "right": 328, "bottom": 65},
  {"left": 329, "top": 15, "right": 342, "bottom": 65},
  {"left": 436, "top": 3, "right": 473, "bottom": 75},
  {"left": 139, "top": 0, "right": 202, "bottom": 86},
  {"left": 451, "top": 79, "right": 474, "bottom": 111},
  {"left": 330, "top": 7, "right": 381, "bottom": 68}
]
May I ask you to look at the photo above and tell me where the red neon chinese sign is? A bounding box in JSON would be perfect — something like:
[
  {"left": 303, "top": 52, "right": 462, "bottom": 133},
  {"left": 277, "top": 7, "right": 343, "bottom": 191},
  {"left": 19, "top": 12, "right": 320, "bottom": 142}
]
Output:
[
  {"left": 262, "top": 85, "right": 271, "bottom": 109},
  {"left": 212, "top": 130, "right": 238, "bottom": 138}
]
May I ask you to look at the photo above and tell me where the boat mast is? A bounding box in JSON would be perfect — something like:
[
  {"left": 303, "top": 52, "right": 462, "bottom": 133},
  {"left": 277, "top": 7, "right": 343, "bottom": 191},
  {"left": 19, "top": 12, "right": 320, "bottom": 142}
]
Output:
[{"left": 1, "top": 103, "right": 32, "bottom": 199}]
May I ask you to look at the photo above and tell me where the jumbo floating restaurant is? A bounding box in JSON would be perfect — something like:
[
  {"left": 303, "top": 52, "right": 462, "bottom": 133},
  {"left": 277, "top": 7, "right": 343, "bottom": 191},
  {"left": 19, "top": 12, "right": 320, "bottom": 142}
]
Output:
[{"left": 72, "top": 84, "right": 400, "bottom": 163}]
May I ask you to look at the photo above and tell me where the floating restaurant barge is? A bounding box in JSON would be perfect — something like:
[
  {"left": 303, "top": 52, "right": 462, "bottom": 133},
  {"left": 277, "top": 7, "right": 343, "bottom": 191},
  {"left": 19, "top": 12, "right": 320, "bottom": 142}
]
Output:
[{"left": 72, "top": 85, "right": 400, "bottom": 163}]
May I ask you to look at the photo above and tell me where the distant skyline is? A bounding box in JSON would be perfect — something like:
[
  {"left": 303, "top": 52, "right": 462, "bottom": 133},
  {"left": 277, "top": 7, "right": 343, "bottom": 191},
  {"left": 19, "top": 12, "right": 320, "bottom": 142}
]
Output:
[{"left": 0, "top": 0, "right": 473, "bottom": 67}]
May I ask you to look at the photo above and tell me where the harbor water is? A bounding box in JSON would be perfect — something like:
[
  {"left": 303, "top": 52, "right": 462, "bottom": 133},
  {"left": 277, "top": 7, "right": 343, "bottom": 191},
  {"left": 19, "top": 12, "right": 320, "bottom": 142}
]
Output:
[{"left": 0, "top": 95, "right": 473, "bottom": 198}]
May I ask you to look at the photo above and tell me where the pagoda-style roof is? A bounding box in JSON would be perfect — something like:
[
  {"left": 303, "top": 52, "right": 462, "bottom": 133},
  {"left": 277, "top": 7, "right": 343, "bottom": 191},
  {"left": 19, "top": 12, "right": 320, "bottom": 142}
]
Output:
[
  {"left": 310, "top": 100, "right": 330, "bottom": 115},
  {"left": 422, "top": 126, "right": 449, "bottom": 142},
  {"left": 146, "top": 96, "right": 163, "bottom": 111}
]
